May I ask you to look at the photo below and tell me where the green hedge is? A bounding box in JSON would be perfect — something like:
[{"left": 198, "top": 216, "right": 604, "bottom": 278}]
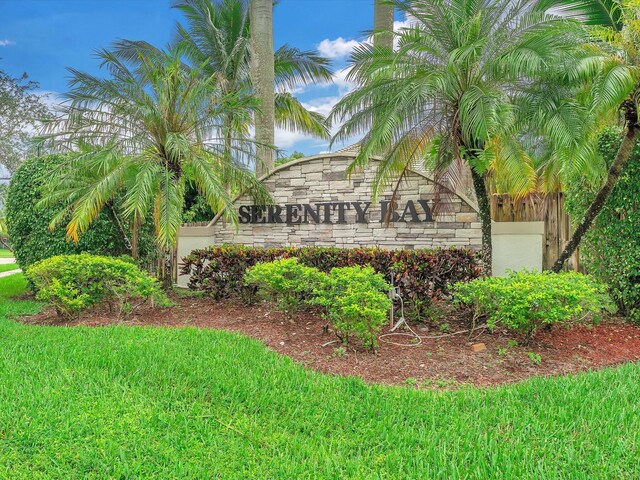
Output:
[
  {"left": 181, "top": 245, "right": 482, "bottom": 320},
  {"left": 6, "top": 155, "right": 152, "bottom": 270},
  {"left": 565, "top": 128, "right": 640, "bottom": 321}
]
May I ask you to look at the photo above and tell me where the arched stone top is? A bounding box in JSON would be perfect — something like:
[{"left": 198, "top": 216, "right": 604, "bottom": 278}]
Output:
[
  {"left": 187, "top": 153, "right": 482, "bottom": 252},
  {"left": 208, "top": 152, "right": 478, "bottom": 226}
]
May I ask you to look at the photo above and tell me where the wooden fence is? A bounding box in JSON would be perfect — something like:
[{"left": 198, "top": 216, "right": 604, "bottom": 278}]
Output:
[{"left": 490, "top": 193, "right": 575, "bottom": 270}]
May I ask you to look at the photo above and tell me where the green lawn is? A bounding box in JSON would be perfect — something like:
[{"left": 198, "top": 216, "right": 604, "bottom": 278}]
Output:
[
  {"left": 0, "top": 274, "right": 638, "bottom": 479},
  {"left": 0, "top": 249, "right": 13, "bottom": 258},
  {"left": 0, "top": 263, "right": 18, "bottom": 273}
]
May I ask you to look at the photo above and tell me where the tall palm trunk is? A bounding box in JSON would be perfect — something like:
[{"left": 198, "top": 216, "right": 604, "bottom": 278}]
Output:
[
  {"left": 552, "top": 106, "right": 640, "bottom": 272},
  {"left": 471, "top": 168, "right": 492, "bottom": 276},
  {"left": 374, "top": 0, "right": 395, "bottom": 49},
  {"left": 250, "top": 0, "right": 275, "bottom": 176}
]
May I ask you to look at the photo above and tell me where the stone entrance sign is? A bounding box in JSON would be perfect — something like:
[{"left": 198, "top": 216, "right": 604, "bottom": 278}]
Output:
[{"left": 177, "top": 153, "right": 482, "bottom": 260}]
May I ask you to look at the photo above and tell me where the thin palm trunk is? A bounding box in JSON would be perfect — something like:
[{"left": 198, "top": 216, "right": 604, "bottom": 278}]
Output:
[
  {"left": 374, "top": 0, "right": 395, "bottom": 49},
  {"left": 552, "top": 120, "right": 640, "bottom": 272},
  {"left": 162, "top": 248, "right": 174, "bottom": 290},
  {"left": 131, "top": 215, "right": 140, "bottom": 260},
  {"left": 250, "top": 0, "right": 275, "bottom": 176},
  {"left": 471, "top": 168, "right": 492, "bottom": 275}
]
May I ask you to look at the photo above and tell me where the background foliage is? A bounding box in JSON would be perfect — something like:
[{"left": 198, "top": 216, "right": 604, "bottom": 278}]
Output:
[
  {"left": 6, "top": 154, "right": 153, "bottom": 270},
  {"left": 182, "top": 245, "right": 481, "bottom": 320},
  {"left": 565, "top": 128, "right": 640, "bottom": 321},
  {"left": 0, "top": 70, "right": 50, "bottom": 174}
]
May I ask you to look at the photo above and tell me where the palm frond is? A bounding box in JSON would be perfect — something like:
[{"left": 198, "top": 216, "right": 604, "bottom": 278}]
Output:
[
  {"left": 274, "top": 45, "right": 333, "bottom": 90},
  {"left": 275, "top": 93, "right": 330, "bottom": 139}
]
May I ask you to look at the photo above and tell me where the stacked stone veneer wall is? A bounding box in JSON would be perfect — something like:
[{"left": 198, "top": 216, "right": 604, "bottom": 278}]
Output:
[{"left": 178, "top": 155, "right": 482, "bottom": 253}]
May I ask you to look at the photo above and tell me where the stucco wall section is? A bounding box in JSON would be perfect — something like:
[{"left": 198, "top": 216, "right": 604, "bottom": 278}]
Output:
[
  {"left": 199, "top": 155, "right": 482, "bottom": 250},
  {"left": 491, "top": 221, "right": 545, "bottom": 276}
]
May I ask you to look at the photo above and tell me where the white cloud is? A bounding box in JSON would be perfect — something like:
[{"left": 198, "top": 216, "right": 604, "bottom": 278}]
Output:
[
  {"left": 394, "top": 13, "right": 417, "bottom": 31},
  {"left": 274, "top": 128, "right": 311, "bottom": 149},
  {"left": 317, "top": 37, "right": 361, "bottom": 59},
  {"left": 331, "top": 67, "right": 356, "bottom": 95},
  {"left": 302, "top": 95, "right": 341, "bottom": 118},
  {"left": 0, "top": 39, "right": 15, "bottom": 46},
  {"left": 36, "top": 90, "right": 63, "bottom": 109},
  {"left": 316, "top": 12, "right": 417, "bottom": 61}
]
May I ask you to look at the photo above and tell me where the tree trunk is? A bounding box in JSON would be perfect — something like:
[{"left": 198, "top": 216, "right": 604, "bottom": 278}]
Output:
[
  {"left": 471, "top": 168, "right": 492, "bottom": 276},
  {"left": 250, "top": 0, "right": 275, "bottom": 177},
  {"left": 131, "top": 215, "right": 140, "bottom": 260},
  {"left": 552, "top": 123, "right": 640, "bottom": 272},
  {"left": 374, "top": 0, "right": 394, "bottom": 50},
  {"left": 161, "top": 248, "right": 173, "bottom": 291}
]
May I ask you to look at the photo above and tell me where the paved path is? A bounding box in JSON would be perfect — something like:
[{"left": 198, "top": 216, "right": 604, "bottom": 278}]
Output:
[
  {"left": 0, "top": 257, "right": 21, "bottom": 278},
  {"left": 0, "top": 270, "right": 21, "bottom": 278}
]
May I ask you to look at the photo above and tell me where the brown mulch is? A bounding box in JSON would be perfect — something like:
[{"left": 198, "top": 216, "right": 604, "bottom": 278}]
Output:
[{"left": 21, "top": 296, "right": 640, "bottom": 388}]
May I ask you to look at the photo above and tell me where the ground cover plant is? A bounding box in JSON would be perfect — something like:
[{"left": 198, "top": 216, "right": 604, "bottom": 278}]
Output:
[
  {"left": 182, "top": 245, "right": 481, "bottom": 320},
  {"left": 0, "top": 273, "right": 639, "bottom": 478},
  {"left": 453, "top": 271, "right": 613, "bottom": 339},
  {"left": 26, "top": 254, "right": 166, "bottom": 318}
]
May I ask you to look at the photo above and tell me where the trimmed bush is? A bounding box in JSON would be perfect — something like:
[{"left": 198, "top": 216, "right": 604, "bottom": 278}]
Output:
[
  {"left": 244, "top": 258, "right": 326, "bottom": 321},
  {"left": 565, "top": 128, "right": 640, "bottom": 322},
  {"left": 182, "top": 245, "right": 481, "bottom": 319},
  {"left": 453, "top": 271, "right": 612, "bottom": 339},
  {"left": 313, "top": 266, "right": 391, "bottom": 350},
  {"left": 6, "top": 154, "right": 155, "bottom": 270},
  {"left": 27, "top": 254, "right": 166, "bottom": 318}
]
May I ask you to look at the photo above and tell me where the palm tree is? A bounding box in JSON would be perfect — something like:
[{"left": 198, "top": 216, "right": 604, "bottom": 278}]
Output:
[
  {"left": 543, "top": 0, "right": 640, "bottom": 272},
  {"left": 374, "top": 0, "right": 395, "bottom": 49},
  {"left": 331, "top": 0, "right": 585, "bottom": 274},
  {"left": 173, "top": 0, "right": 333, "bottom": 175},
  {"left": 250, "top": 0, "right": 275, "bottom": 175},
  {"left": 39, "top": 44, "right": 269, "bottom": 287}
]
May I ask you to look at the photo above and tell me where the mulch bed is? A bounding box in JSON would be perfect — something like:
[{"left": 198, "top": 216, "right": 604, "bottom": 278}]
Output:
[{"left": 21, "top": 295, "right": 640, "bottom": 388}]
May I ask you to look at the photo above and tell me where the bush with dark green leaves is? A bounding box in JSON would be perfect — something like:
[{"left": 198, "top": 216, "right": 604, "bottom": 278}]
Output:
[
  {"left": 26, "top": 254, "right": 166, "bottom": 318},
  {"left": 565, "top": 128, "right": 640, "bottom": 322},
  {"left": 453, "top": 271, "right": 612, "bottom": 339},
  {"left": 6, "top": 154, "right": 152, "bottom": 270}
]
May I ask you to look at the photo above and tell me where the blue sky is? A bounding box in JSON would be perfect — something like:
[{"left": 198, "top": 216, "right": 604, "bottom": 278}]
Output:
[{"left": 0, "top": 0, "right": 403, "bottom": 157}]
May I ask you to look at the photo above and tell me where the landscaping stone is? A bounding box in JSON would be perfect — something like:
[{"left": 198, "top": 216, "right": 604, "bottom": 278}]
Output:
[{"left": 180, "top": 155, "right": 483, "bottom": 251}]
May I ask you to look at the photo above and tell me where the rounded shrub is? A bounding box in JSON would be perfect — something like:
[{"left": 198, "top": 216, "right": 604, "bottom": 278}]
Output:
[
  {"left": 243, "top": 258, "right": 326, "bottom": 321},
  {"left": 453, "top": 271, "right": 612, "bottom": 339},
  {"left": 6, "top": 154, "right": 140, "bottom": 269},
  {"left": 26, "top": 253, "right": 166, "bottom": 318},
  {"left": 313, "top": 265, "right": 392, "bottom": 350}
]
